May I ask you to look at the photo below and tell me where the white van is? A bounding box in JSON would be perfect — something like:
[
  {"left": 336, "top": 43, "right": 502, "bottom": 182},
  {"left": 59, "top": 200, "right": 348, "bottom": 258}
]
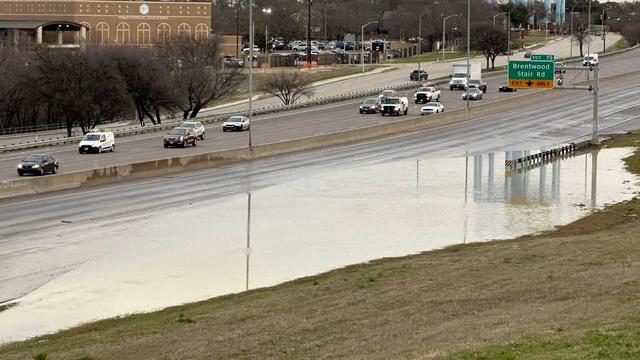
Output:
[
  {"left": 78, "top": 131, "right": 115, "bottom": 154},
  {"left": 583, "top": 53, "right": 599, "bottom": 67}
]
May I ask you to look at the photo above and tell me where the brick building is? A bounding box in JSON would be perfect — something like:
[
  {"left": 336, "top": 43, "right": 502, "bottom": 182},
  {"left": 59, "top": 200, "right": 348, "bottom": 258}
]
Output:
[{"left": 0, "top": 0, "right": 211, "bottom": 48}]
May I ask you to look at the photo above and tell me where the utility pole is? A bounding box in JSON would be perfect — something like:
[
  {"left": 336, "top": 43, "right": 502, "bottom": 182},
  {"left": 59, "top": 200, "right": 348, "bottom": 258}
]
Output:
[
  {"left": 361, "top": 21, "right": 378, "bottom": 73},
  {"left": 442, "top": 14, "right": 461, "bottom": 62},
  {"left": 602, "top": 8, "right": 607, "bottom": 53},
  {"left": 592, "top": 63, "right": 600, "bottom": 145},
  {"left": 466, "top": 0, "right": 470, "bottom": 109}
]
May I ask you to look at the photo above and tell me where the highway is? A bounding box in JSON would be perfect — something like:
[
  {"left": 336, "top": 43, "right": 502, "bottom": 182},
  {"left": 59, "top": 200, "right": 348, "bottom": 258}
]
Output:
[
  {"left": 2, "top": 48, "right": 640, "bottom": 301},
  {"left": 0, "top": 47, "right": 638, "bottom": 181}
]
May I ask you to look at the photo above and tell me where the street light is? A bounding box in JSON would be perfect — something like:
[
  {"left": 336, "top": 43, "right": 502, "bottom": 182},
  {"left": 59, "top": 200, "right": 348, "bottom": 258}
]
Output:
[
  {"left": 466, "top": 0, "right": 470, "bottom": 109},
  {"left": 493, "top": 12, "right": 507, "bottom": 28},
  {"left": 262, "top": 8, "right": 271, "bottom": 54},
  {"left": 602, "top": 8, "right": 608, "bottom": 53},
  {"left": 307, "top": 0, "right": 312, "bottom": 65},
  {"left": 249, "top": 0, "right": 254, "bottom": 149},
  {"left": 570, "top": 3, "right": 579, "bottom": 57},
  {"left": 361, "top": 21, "right": 378, "bottom": 73},
  {"left": 442, "top": 13, "right": 461, "bottom": 62},
  {"left": 418, "top": 8, "right": 429, "bottom": 56}
]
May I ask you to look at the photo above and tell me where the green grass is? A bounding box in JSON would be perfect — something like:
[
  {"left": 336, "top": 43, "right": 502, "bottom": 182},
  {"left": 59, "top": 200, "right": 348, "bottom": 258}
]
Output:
[
  {"left": 606, "top": 38, "right": 629, "bottom": 53},
  {"left": 394, "top": 51, "right": 481, "bottom": 64},
  {"left": 440, "top": 326, "right": 640, "bottom": 360}
]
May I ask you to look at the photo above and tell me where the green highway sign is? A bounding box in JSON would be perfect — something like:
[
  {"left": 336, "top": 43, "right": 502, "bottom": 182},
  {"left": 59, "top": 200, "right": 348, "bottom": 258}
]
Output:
[
  {"left": 530, "top": 54, "right": 555, "bottom": 61},
  {"left": 508, "top": 60, "right": 555, "bottom": 89}
]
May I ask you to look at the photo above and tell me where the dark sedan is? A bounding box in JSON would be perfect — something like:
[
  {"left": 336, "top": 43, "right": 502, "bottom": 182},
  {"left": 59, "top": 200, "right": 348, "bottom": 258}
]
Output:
[
  {"left": 359, "top": 98, "right": 380, "bottom": 114},
  {"left": 498, "top": 82, "right": 517, "bottom": 92},
  {"left": 410, "top": 69, "right": 428, "bottom": 81},
  {"left": 17, "top": 154, "right": 58, "bottom": 176},
  {"left": 163, "top": 128, "right": 197, "bottom": 148}
]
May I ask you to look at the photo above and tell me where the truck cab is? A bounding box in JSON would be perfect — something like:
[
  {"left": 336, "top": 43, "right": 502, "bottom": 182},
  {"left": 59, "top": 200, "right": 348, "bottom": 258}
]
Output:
[{"left": 380, "top": 96, "right": 409, "bottom": 116}]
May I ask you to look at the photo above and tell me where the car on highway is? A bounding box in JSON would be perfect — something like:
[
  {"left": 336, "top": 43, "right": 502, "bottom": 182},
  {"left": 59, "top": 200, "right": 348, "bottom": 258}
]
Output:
[
  {"left": 583, "top": 53, "right": 599, "bottom": 67},
  {"left": 499, "top": 49, "right": 514, "bottom": 56},
  {"left": 462, "top": 88, "right": 483, "bottom": 100},
  {"left": 524, "top": 51, "right": 532, "bottom": 58},
  {"left": 466, "top": 79, "right": 487, "bottom": 93},
  {"left": 223, "top": 115, "right": 250, "bottom": 132},
  {"left": 17, "top": 154, "right": 58, "bottom": 176},
  {"left": 380, "top": 96, "right": 409, "bottom": 116},
  {"left": 414, "top": 85, "right": 441, "bottom": 103},
  {"left": 359, "top": 98, "right": 380, "bottom": 114},
  {"left": 410, "top": 69, "right": 428, "bottom": 81},
  {"left": 378, "top": 89, "right": 397, "bottom": 102},
  {"left": 498, "top": 82, "right": 517, "bottom": 92},
  {"left": 78, "top": 131, "right": 115, "bottom": 154},
  {"left": 420, "top": 102, "right": 444, "bottom": 115},
  {"left": 163, "top": 127, "right": 197, "bottom": 148},
  {"left": 178, "top": 121, "right": 205, "bottom": 140}
]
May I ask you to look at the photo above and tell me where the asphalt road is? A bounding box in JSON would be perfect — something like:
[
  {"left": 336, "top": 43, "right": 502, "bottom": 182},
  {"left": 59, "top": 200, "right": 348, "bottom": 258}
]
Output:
[{"left": 0, "top": 46, "right": 639, "bottom": 181}]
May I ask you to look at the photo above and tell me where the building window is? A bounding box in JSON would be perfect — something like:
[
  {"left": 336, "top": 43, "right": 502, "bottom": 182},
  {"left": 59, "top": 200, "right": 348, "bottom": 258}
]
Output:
[
  {"left": 137, "top": 23, "right": 151, "bottom": 45},
  {"left": 95, "top": 22, "right": 109, "bottom": 45},
  {"left": 116, "top": 22, "right": 130, "bottom": 45},
  {"left": 157, "top": 23, "right": 170, "bottom": 42},
  {"left": 80, "top": 22, "right": 91, "bottom": 42},
  {"left": 195, "top": 23, "right": 208, "bottom": 40},
  {"left": 177, "top": 23, "right": 191, "bottom": 37}
]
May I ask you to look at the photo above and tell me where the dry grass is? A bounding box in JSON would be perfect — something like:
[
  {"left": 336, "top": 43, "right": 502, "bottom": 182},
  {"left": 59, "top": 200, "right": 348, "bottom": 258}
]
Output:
[{"left": 2, "top": 134, "right": 640, "bottom": 360}]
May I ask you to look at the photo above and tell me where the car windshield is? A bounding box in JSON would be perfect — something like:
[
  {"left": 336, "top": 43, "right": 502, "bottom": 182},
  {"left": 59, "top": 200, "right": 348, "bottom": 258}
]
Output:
[
  {"left": 228, "top": 116, "right": 244, "bottom": 123},
  {"left": 469, "top": 89, "right": 480, "bottom": 94},
  {"left": 425, "top": 102, "right": 439, "bottom": 107},
  {"left": 83, "top": 134, "right": 101, "bottom": 141},
  {"left": 418, "top": 87, "right": 434, "bottom": 92},
  {"left": 363, "top": 99, "right": 377, "bottom": 105},
  {"left": 384, "top": 98, "right": 400, "bottom": 104},
  {"left": 181, "top": 123, "right": 196, "bottom": 128},
  {"left": 169, "top": 129, "right": 187, "bottom": 135},
  {"left": 24, "top": 155, "right": 46, "bottom": 162}
]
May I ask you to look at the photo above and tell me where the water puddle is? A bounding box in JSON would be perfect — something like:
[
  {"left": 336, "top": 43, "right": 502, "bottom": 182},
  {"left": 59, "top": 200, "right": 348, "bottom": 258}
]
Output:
[{"left": 0, "top": 148, "right": 638, "bottom": 343}]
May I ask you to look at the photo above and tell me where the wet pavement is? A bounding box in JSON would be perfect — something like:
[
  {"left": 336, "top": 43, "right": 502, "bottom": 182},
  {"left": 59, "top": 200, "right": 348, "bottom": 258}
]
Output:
[{"left": 0, "top": 148, "right": 638, "bottom": 343}]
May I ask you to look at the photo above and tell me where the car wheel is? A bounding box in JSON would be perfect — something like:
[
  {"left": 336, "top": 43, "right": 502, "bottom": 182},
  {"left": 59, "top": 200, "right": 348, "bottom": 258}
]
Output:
[
  {"left": 183, "top": 141, "right": 187, "bottom": 148},
  {"left": 164, "top": 144, "right": 169, "bottom": 148},
  {"left": 39, "top": 169, "right": 44, "bottom": 176},
  {"left": 79, "top": 149, "right": 83, "bottom": 154},
  {"left": 110, "top": 145, "right": 114, "bottom": 152},
  {"left": 98, "top": 146, "right": 102, "bottom": 154},
  {"left": 450, "top": 86, "right": 454, "bottom": 90},
  {"left": 201, "top": 132, "right": 206, "bottom": 140},
  {"left": 17, "top": 171, "right": 23, "bottom": 176},
  {"left": 404, "top": 109, "right": 408, "bottom": 115},
  {"left": 223, "top": 128, "right": 227, "bottom": 132},
  {"left": 52, "top": 166, "right": 58, "bottom": 174},
  {"left": 193, "top": 139, "right": 197, "bottom": 147}
]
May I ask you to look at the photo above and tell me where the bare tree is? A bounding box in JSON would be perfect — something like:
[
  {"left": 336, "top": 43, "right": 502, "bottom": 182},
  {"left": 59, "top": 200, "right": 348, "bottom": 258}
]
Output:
[
  {"left": 573, "top": 19, "right": 589, "bottom": 57},
  {"left": 470, "top": 24, "right": 508, "bottom": 70},
  {"left": 262, "top": 71, "right": 315, "bottom": 105},
  {"left": 158, "top": 35, "right": 241, "bottom": 119},
  {"left": 109, "top": 47, "right": 178, "bottom": 126}
]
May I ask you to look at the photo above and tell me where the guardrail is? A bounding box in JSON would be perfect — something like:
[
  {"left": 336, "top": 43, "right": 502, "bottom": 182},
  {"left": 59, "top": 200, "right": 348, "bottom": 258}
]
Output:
[{"left": 0, "top": 68, "right": 513, "bottom": 153}]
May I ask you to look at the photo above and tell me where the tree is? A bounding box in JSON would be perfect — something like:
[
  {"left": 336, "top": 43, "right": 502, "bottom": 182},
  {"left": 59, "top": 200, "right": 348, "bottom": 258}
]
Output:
[
  {"left": 500, "top": 2, "right": 530, "bottom": 28},
  {"left": 261, "top": 71, "right": 315, "bottom": 105},
  {"left": 573, "top": 20, "right": 588, "bottom": 57},
  {"left": 109, "top": 47, "right": 178, "bottom": 126},
  {"left": 470, "top": 24, "right": 508, "bottom": 70},
  {"left": 158, "top": 35, "right": 240, "bottom": 119}
]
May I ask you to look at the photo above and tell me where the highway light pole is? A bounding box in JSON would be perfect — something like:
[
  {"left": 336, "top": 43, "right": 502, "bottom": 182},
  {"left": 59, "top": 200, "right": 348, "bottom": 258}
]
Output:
[
  {"left": 263, "top": 8, "right": 271, "bottom": 54},
  {"left": 307, "top": 0, "right": 312, "bottom": 65},
  {"left": 587, "top": 0, "right": 591, "bottom": 57},
  {"left": 601, "top": 8, "right": 607, "bottom": 53},
  {"left": 442, "top": 14, "right": 461, "bottom": 62},
  {"left": 249, "top": 0, "right": 254, "bottom": 150},
  {"left": 361, "top": 21, "right": 378, "bottom": 73},
  {"left": 570, "top": 3, "right": 578, "bottom": 57},
  {"left": 466, "top": 0, "right": 470, "bottom": 109}
]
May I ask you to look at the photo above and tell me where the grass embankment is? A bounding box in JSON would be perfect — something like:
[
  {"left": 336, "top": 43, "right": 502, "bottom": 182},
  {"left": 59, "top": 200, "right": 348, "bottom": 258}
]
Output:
[
  {"left": 224, "top": 64, "right": 384, "bottom": 104},
  {"left": 522, "top": 29, "right": 551, "bottom": 47},
  {"left": 606, "top": 38, "right": 630, "bottom": 53},
  {"left": 395, "top": 51, "right": 481, "bottom": 64},
  {"left": 2, "top": 134, "right": 640, "bottom": 359}
]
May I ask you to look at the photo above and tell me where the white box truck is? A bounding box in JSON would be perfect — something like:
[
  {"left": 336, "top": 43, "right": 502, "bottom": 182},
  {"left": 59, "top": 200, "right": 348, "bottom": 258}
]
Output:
[{"left": 449, "top": 62, "right": 481, "bottom": 90}]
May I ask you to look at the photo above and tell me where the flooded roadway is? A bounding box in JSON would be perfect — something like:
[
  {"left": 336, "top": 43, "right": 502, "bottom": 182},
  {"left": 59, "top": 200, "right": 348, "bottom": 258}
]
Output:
[{"left": 0, "top": 147, "right": 638, "bottom": 343}]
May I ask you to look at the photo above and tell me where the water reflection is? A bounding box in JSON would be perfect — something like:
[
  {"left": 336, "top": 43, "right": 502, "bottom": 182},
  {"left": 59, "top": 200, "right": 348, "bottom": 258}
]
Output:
[{"left": 0, "top": 148, "right": 637, "bottom": 343}]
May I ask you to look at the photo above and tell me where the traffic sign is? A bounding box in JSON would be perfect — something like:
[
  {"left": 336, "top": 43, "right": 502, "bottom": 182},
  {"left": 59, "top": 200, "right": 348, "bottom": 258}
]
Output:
[
  {"left": 530, "top": 54, "right": 555, "bottom": 61},
  {"left": 508, "top": 60, "right": 555, "bottom": 89}
]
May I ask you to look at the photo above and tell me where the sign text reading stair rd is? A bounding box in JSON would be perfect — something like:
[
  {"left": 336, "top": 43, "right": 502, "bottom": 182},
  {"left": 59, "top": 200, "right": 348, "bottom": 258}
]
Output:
[{"left": 508, "top": 60, "right": 555, "bottom": 89}]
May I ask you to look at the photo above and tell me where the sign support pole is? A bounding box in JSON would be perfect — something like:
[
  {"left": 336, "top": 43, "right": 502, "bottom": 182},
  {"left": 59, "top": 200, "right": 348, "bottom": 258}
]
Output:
[{"left": 591, "top": 65, "right": 600, "bottom": 145}]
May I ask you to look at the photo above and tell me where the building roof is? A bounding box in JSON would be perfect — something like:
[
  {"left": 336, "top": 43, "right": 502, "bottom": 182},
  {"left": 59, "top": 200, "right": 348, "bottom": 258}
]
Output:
[{"left": 0, "top": 20, "right": 86, "bottom": 30}]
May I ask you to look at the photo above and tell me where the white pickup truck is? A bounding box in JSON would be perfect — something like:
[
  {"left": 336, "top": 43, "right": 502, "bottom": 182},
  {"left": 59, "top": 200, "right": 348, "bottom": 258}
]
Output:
[
  {"left": 414, "top": 85, "right": 441, "bottom": 103},
  {"left": 380, "top": 96, "right": 409, "bottom": 116}
]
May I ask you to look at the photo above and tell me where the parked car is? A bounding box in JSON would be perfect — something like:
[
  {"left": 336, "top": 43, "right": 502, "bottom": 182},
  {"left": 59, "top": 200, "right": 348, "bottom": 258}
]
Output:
[
  {"left": 420, "top": 102, "right": 445, "bottom": 115},
  {"left": 387, "top": 49, "right": 402, "bottom": 59},
  {"left": 223, "top": 115, "right": 250, "bottom": 132},
  {"left": 359, "top": 98, "right": 380, "bottom": 114},
  {"left": 380, "top": 96, "right": 409, "bottom": 116},
  {"left": 163, "top": 127, "right": 197, "bottom": 148},
  {"left": 242, "top": 46, "right": 261, "bottom": 54},
  {"left": 78, "top": 131, "right": 115, "bottom": 154},
  {"left": 178, "top": 121, "right": 205, "bottom": 140},
  {"left": 466, "top": 79, "right": 487, "bottom": 93},
  {"left": 17, "top": 154, "right": 58, "bottom": 176},
  {"left": 414, "top": 85, "right": 441, "bottom": 103},
  {"left": 410, "top": 69, "right": 429, "bottom": 81},
  {"left": 462, "top": 88, "right": 483, "bottom": 100},
  {"left": 499, "top": 49, "right": 514, "bottom": 56},
  {"left": 298, "top": 51, "right": 320, "bottom": 62},
  {"left": 224, "top": 55, "right": 244, "bottom": 68},
  {"left": 524, "top": 51, "right": 532, "bottom": 58},
  {"left": 498, "top": 82, "right": 517, "bottom": 92}
]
